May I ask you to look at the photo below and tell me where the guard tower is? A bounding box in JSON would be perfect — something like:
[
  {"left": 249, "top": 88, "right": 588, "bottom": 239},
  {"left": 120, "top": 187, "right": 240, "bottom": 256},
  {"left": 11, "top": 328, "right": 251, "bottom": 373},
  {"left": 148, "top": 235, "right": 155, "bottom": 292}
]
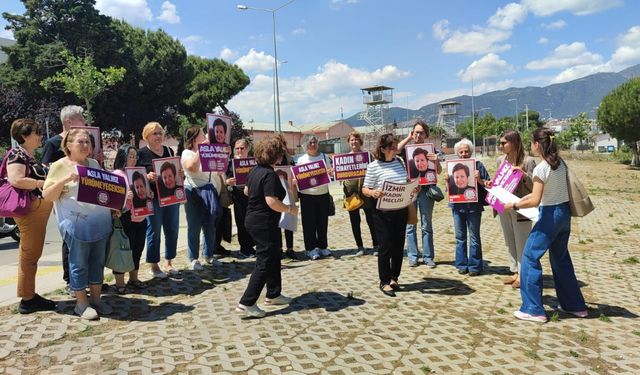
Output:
[
  {"left": 359, "top": 85, "right": 393, "bottom": 150},
  {"left": 437, "top": 100, "right": 460, "bottom": 135}
]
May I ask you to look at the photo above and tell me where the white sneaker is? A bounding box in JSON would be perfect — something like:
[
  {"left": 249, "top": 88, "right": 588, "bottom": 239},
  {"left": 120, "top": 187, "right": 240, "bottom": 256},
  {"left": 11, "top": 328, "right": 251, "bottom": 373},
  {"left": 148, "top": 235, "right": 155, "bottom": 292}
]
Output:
[
  {"left": 74, "top": 304, "right": 99, "bottom": 320},
  {"left": 149, "top": 269, "right": 168, "bottom": 279},
  {"left": 190, "top": 259, "right": 204, "bottom": 271},
  {"left": 513, "top": 310, "right": 548, "bottom": 323},
  {"left": 90, "top": 299, "right": 113, "bottom": 315},
  {"left": 319, "top": 248, "right": 332, "bottom": 257},
  {"left": 264, "top": 294, "right": 293, "bottom": 306},
  {"left": 306, "top": 248, "right": 321, "bottom": 260},
  {"left": 236, "top": 303, "right": 266, "bottom": 318},
  {"left": 0, "top": 223, "right": 16, "bottom": 233},
  {"left": 203, "top": 256, "right": 222, "bottom": 266}
]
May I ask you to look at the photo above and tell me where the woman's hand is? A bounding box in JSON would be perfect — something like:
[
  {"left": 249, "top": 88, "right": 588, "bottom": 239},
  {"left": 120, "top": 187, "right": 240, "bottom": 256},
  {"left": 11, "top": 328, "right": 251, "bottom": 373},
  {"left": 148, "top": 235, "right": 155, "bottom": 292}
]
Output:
[
  {"left": 126, "top": 190, "right": 134, "bottom": 201},
  {"left": 371, "top": 189, "right": 384, "bottom": 199},
  {"left": 504, "top": 202, "right": 515, "bottom": 211},
  {"left": 67, "top": 172, "right": 79, "bottom": 184},
  {"left": 147, "top": 171, "right": 157, "bottom": 182},
  {"left": 226, "top": 177, "right": 236, "bottom": 186},
  {"left": 511, "top": 166, "right": 527, "bottom": 181},
  {"left": 427, "top": 152, "right": 438, "bottom": 161},
  {"left": 111, "top": 209, "right": 122, "bottom": 218},
  {"left": 485, "top": 179, "right": 493, "bottom": 189},
  {"left": 288, "top": 205, "right": 299, "bottom": 216}
]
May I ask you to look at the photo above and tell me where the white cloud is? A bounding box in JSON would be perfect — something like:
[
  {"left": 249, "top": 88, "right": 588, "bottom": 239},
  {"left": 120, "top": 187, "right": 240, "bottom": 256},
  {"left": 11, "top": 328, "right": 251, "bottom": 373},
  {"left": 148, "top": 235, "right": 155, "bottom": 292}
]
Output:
[
  {"left": 0, "top": 28, "right": 13, "bottom": 40},
  {"left": 228, "top": 60, "right": 410, "bottom": 124},
  {"left": 522, "top": 0, "right": 622, "bottom": 16},
  {"left": 157, "top": 1, "right": 180, "bottom": 24},
  {"left": 526, "top": 42, "right": 603, "bottom": 70},
  {"left": 292, "top": 28, "right": 306, "bottom": 35},
  {"left": 219, "top": 47, "right": 239, "bottom": 61},
  {"left": 180, "top": 35, "right": 203, "bottom": 55},
  {"left": 432, "top": 19, "right": 450, "bottom": 40},
  {"left": 234, "top": 49, "right": 275, "bottom": 73},
  {"left": 95, "top": 0, "right": 152, "bottom": 25},
  {"left": 541, "top": 20, "right": 567, "bottom": 30},
  {"left": 609, "top": 26, "right": 640, "bottom": 69},
  {"left": 487, "top": 3, "right": 527, "bottom": 30},
  {"left": 550, "top": 64, "right": 608, "bottom": 84},
  {"left": 538, "top": 37, "right": 549, "bottom": 44},
  {"left": 457, "top": 53, "right": 514, "bottom": 82}
]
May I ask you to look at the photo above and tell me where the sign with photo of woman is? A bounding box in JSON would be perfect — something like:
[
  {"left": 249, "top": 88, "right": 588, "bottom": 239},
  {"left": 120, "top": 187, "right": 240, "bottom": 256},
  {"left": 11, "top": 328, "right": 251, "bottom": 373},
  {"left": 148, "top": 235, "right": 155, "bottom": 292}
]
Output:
[
  {"left": 447, "top": 159, "right": 478, "bottom": 203},
  {"left": 406, "top": 143, "right": 437, "bottom": 185},
  {"left": 71, "top": 125, "right": 102, "bottom": 161},
  {"left": 125, "top": 166, "right": 154, "bottom": 219},
  {"left": 206, "top": 113, "right": 232, "bottom": 145},
  {"left": 152, "top": 156, "right": 186, "bottom": 207}
]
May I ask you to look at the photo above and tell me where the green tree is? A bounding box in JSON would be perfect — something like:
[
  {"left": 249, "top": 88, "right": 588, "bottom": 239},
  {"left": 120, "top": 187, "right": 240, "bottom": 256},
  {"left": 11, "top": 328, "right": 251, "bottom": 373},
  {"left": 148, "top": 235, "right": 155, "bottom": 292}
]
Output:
[
  {"left": 568, "top": 112, "right": 590, "bottom": 152},
  {"left": 556, "top": 130, "right": 573, "bottom": 150},
  {"left": 598, "top": 77, "right": 640, "bottom": 167},
  {"left": 41, "top": 50, "right": 125, "bottom": 123}
]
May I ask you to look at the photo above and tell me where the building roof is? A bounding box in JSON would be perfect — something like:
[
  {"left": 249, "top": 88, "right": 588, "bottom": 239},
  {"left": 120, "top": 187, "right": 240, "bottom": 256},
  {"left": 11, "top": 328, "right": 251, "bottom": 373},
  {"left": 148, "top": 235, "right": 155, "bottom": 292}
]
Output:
[{"left": 360, "top": 85, "right": 393, "bottom": 91}]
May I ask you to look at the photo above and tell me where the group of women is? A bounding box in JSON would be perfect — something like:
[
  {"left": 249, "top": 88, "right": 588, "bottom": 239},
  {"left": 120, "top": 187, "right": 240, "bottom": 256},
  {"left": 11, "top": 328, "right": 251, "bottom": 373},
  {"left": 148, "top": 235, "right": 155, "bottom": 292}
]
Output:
[{"left": 5, "top": 113, "right": 587, "bottom": 322}]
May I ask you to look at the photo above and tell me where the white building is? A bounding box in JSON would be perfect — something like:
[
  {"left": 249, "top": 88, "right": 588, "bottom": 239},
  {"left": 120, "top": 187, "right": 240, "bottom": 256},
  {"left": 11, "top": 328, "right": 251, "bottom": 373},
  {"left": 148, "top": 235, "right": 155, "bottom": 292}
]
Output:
[{"left": 593, "top": 133, "right": 617, "bottom": 153}]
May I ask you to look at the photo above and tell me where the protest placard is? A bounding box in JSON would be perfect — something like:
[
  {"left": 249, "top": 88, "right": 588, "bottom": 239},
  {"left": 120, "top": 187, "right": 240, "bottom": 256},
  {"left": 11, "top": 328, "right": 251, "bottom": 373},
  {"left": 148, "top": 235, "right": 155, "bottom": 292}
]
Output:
[
  {"left": 376, "top": 178, "right": 420, "bottom": 211},
  {"left": 485, "top": 159, "right": 524, "bottom": 213},
  {"left": 292, "top": 160, "right": 331, "bottom": 191},
  {"left": 278, "top": 177, "right": 297, "bottom": 232},
  {"left": 76, "top": 165, "right": 127, "bottom": 210},
  {"left": 274, "top": 166, "right": 298, "bottom": 202},
  {"left": 125, "top": 166, "right": 154, "bottom": 219},
  {"left": 332, "top": 151, "right": 370, "bottom": 181},
  {"left": 486, "top": 186, "right": 539, "bottom": 221},
  {"left": 199, "top": 144, "right": 230, "bottom": 173},
  {"left": 71, "top": 126, "right": 102, "bottom": 161},
  {"left": 447, "top": 159, "right": 478, "bottom": 203},
  {"left": 153, "top": 156, "right": 186, "bottom": 207},
  {"left": 406, "top": 143, "right": 438, "bottom": 185},
  {"left": 206, "top": 113, "right": 232, "bottom": 145},
  {"left": 232, "top": 157, "right": 257, "bottom": 186}
]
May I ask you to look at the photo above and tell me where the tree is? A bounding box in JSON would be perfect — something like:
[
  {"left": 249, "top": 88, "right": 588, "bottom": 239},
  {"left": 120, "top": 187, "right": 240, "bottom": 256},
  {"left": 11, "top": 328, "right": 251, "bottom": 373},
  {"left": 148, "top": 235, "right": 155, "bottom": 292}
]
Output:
[
  {"left": 41, "top": 50, "right": 125, "bottom": 123},
  {"left": 598, "top": 77, "right": 640, "bottom": 167},
  {"left": 567, "top": 112, "right": 590, "bottom": 152}
]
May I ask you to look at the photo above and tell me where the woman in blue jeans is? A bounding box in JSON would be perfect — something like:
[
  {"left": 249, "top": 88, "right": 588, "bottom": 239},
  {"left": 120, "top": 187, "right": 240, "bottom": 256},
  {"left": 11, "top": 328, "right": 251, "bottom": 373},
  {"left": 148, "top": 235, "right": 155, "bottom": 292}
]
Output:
[
  {"left": 504, "top": 128, "right": 587, "bottom": 323},
  {"left": 448, "top": 138, "right": 490, "bottom": 276},
  {"left": 181, "top": 125, "right": 219, "bottom": 270},
  {"left": 137, "top": 122, "right": 181, "bottom": 278}
]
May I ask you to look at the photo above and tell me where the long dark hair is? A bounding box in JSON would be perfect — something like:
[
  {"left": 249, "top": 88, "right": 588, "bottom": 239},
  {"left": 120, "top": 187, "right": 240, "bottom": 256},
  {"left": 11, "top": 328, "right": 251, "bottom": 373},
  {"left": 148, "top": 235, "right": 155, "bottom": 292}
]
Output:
[
  {"left": 114, "top": 144, "right": 136, "bottom": 171},
  {"left": 532, "top": 127, "right": 560, "bottom": 170},
  {"left": 373, "top": 133, "right": 396, "bottom": 161},
  {"left": 501, "top": 130, "right": 525, "bottom": 167}
]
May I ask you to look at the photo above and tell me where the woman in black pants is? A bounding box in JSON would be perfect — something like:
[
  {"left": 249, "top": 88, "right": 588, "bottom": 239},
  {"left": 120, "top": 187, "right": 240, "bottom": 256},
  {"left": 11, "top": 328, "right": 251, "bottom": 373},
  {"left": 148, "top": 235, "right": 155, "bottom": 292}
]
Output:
[
  {"left": 225, "top": 138, "right": 255, "bottom": 258},
  {"left": 362, "top": 134, "right": 409, "bottom": 297},
  {"left": 275, "top": 133, "right": 296, "bottom": 260},
  {"left": 236, "top": 135, "right": 298, "bottom": 318}
]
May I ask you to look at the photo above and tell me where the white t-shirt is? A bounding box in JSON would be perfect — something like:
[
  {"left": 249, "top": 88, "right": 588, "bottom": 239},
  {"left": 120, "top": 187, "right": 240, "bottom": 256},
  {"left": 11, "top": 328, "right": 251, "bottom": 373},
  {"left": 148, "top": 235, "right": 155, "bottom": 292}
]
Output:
[
  {"left": 295, "top": 153, "right": 332, "bottom": 195},
  {"left": 181, "top": 149, "right": 221, "bottom": 191},
  {"left": 533, "top": 160, "right": 569, "bottom": 206}
]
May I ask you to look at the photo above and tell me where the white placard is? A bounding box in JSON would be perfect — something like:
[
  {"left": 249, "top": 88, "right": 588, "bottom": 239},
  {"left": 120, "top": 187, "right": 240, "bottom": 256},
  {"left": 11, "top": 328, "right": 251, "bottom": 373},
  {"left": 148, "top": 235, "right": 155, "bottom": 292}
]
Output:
[
  {"left": 375, "top": 178, "right": 420, "bottom": 211},
  {"left": 486, "top": 186, "right": 539, "bottom": 222}
]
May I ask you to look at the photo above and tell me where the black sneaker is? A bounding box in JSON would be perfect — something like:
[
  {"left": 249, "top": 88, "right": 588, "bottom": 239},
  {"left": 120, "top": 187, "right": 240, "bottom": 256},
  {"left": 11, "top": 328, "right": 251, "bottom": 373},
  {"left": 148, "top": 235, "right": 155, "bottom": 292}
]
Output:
[
  {"left": 238, "top": 249, "right": 255, "bottom": 259},
  {"left": 285, "top": 249, "right": 297, "bottom": 260},
  {"left": 213, "top": 247, "right": 232, "bottom": 259},
  {"left": 18, "top": 294, "right": 56, "bottom": 314}
]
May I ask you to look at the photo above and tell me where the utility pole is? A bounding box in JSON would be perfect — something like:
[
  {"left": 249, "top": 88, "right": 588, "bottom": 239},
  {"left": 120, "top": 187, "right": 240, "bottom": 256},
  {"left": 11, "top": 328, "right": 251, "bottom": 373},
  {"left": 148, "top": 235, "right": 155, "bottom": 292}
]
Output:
[{"left": 525, "top": 104, "right": 529, "bottom": 131}]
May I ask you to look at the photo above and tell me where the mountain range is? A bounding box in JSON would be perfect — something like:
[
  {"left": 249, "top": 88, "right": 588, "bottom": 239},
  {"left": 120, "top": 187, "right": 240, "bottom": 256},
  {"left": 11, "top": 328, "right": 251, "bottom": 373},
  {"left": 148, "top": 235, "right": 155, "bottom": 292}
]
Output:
[{"left": 345, "top": 63, "right": 640, "bottom": 127}]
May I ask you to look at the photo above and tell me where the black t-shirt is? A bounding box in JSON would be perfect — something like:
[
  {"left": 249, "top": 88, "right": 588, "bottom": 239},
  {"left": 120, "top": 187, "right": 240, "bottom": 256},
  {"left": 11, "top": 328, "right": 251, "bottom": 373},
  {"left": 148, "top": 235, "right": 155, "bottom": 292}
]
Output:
[
  {"left": 136, "top": 145, "right": 174, "bottom": 193},
  {"left": 245, "top": 165, "right": 285, "bottom": 228},
  {"left": 6, "top": 147, "right": 47, "bottom": 197},
  {"left": 41, "top": 134, "right": 65, "bottom": 164}
]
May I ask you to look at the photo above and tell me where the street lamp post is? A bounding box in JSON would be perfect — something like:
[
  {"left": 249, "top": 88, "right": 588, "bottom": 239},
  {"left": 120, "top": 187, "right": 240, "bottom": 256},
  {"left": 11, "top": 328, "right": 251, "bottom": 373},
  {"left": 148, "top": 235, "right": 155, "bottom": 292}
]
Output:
[
  {"left": 237, "top": 0, "right": 297, "bottom": 133},
  {"left": 508, "top": 98, "right": 519, "bottom": 131}
]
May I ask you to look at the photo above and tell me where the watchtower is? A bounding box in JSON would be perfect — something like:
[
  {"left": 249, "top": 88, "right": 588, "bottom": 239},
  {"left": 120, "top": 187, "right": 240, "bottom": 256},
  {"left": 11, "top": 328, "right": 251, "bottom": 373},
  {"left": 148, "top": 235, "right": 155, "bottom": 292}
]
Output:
[
  {"left": 359, "top": 85, "right": 393, "bottom": 150},
  {"left": 437, "top": 100, "right": 460, "bottom": 135}
]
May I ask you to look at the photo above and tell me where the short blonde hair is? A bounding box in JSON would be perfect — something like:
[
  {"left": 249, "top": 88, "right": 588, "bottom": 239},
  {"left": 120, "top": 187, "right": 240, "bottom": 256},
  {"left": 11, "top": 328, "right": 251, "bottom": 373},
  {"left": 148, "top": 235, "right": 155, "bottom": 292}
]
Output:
[
  {"left": 61, "top": 128, "right": 91, "bottom": 157},
  {"left": 142, "top": 122, "right": 164, "bottom": 141},
  {"left": 347, "top": 131, "right": 363, "bottom": 145}
]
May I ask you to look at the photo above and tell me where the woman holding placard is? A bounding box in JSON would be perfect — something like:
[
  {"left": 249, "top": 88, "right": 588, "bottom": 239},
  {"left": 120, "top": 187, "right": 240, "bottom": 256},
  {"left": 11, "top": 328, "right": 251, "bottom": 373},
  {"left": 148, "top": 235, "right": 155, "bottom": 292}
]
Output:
[
  {"left": 275, "top": 133, "right": 297, "bottom": 260},
  {"left": 362, "top": 134, "right": 408, "bottom": 297},
  {"left": 488, "top": 130, "right": 536, "bottom": 288},
  {"left": 225, "top": 138, "right": 256, "bottom": 259},
  {"left": 137, "top": 122, "right": 180, "bottom": 278},
  {"left": 43, "top": 128, "right": 113, "bottom": 320},
  {"left": 343, "top": 131, "right": 377, "bottom": 256},
  {"left": 448, "top": 138, "right": 490, "bottom": 277},
  {"left": 181, "top": 125, "right": 221, "bottom": 271},
  {"left": 504, "top": 128, "right": 587, "bottom": 323}
]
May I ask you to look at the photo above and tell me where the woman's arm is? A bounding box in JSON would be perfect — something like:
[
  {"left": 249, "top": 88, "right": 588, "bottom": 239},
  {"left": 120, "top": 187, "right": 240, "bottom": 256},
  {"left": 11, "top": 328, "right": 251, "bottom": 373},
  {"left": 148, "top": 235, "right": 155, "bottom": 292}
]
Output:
[
  {"left": 43, "top": 171, "right": 77, "bottom": 202},
  {"left": 182, "top": 151, "right": 201, "bottom": 172},
  {"left": 7, "top": 164, "right": 44, "bottom": 191},
  {"left": 265, "top": 196, "right": 298, "bottom": 215},
  {"left": 362, "top": 186, "right": 384, "bottom": 199},
  {"left": 505, "top": 177, "right": 543, "bottom": 210}
]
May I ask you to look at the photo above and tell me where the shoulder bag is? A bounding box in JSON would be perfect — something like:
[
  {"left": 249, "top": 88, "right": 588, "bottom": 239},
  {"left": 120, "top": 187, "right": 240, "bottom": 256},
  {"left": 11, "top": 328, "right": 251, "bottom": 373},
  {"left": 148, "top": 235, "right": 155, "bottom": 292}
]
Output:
[
  {"left": 216, "top": 173, "right": 234, "bottom": 208},
  {"left": 344, "top": 179, "right": 364, "bottom": 211},
  {"left": 0, "top": 148, "right": 32, "bottom": 217},
  {"left": 564, "top": 161, "right": 594, "bottom": 217},
  {"left": 105, "top": 218, "right": 135, "bottom": 273}
]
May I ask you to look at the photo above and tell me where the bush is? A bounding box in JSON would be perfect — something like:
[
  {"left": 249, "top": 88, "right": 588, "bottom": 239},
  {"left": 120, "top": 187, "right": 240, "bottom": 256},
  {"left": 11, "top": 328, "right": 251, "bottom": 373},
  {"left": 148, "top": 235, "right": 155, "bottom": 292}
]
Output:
[{"left": 613, "top": 144, "right": 632, "bottom": 165}]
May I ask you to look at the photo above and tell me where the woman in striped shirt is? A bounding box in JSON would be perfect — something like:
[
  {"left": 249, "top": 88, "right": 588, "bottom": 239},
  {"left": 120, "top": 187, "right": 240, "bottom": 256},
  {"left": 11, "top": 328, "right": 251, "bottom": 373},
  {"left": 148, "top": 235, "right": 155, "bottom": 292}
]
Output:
[{"left": 362, "top": 134, "right": 409, "bottom": 297}]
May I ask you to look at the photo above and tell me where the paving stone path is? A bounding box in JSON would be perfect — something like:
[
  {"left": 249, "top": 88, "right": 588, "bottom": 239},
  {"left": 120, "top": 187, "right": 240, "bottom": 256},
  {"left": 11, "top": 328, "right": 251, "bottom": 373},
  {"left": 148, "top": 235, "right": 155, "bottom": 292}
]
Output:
[{"left": 0, "top": 158, "right": 639, "bottom": 374}]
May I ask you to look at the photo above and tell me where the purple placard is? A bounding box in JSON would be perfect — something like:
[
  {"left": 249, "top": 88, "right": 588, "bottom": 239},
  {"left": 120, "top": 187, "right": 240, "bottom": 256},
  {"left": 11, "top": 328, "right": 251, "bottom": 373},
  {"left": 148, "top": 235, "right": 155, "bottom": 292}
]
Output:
[
  {"left": 199, "top": 144, "right": 230, "bottom": 172},
  {"left": 76, "top": 165, "right": 127, "bottom": 210},
  {"left": 486, "top": 160, "right": 524, "bottom": 213},
  {"left": 232, "top": 157, "right": 257, "bottom": 186},
  {"left": 332, "top": 152, "right": 370, "bottom": 181},
  {"left": 292, "top": 160, "right": 330, "bottom": 191}
]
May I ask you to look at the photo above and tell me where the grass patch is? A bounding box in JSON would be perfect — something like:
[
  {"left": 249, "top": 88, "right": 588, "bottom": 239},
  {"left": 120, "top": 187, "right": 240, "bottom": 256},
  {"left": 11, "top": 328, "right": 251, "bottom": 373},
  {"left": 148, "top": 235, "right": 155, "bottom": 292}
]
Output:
[
  {"left": 496, "top": 308, "right": 506, "bottom": 314},
  {"left": 78, "top": 325, "right": 98, "bottom": 337},
  {"left": 578, "top": 330, "right": 588, "bottom": 343},
  {"left": 608, "top": 345, "right": 619, "bottom": 350},
  {"left": 420, "top": 366, "right": 433, "bottom": 374},
  {"left": 549, "top": 312, "right": 560, "bottom": 322},
  {"left": 613, "top": 228, "right": 626, "bottom": 235},
  {"left": 598, "top": 314, "right": 612, "bottom": 323},
  {"left": 623, "top": 256, "right": 639, "bottom": 265},
  {"left": 387, "top": 302, "right": 399, "bottom": 309},
  {"left": 609, "top": 274, "right": 623, "bottom": 280},
  {"left": 104, "top": 274, "right": 114, "bottom": 283},
  {"left": 568, "top": 350, "right": 579, "bottom": 358},
  {"left": 630, "top": 224, "right": 640, "bottom": 229},
  {"left": 632, "top": 331, "right": 640, "bottom": 337},
  {"left": 524, "top": 349, "right": 540, "bottom": 360}
]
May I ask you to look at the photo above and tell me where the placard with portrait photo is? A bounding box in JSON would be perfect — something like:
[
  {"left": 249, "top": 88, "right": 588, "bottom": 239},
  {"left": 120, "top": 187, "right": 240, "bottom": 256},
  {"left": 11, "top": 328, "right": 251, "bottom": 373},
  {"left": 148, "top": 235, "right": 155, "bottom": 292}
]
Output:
[
  {"left": 71, "top": 126, "right": 102, "bottom": 161},
  {"left": 447, "top": 158, "right": 478, "bottom": 203},
  {"left": 152, "top": 156, "right": 186, "bottom": 207},
  {"left": 406, "top": 143, "right": 437, "bottom": 185},
  {"left": 206, "top": 113, "right": 232, "bottom": 146},
  {"left": 125, "top": 166, "right": 154, "bottom": 219}
]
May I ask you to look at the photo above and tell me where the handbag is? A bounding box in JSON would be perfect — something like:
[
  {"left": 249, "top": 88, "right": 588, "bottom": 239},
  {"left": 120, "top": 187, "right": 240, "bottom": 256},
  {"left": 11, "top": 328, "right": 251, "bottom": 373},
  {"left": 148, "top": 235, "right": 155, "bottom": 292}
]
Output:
[
  {"left": 424, "top": 184, "right": 445, "bottom": 202},
  {"left": 105, "top": 218, "right": 135, "bottom": 273},
  {"left": 328, "top": 194, "right": 336, "bottom": 216},
  {"left": 564, "top": 161, "right": 594, "bottom": 217},
  {"left": 407, "top": 202, "right": 418, "bottom": 225},
  {"left": 343, "top": 179, "right": 364, "bottom": 211},
  {"left": 0, "top": 148, "right": 32, "bottom": 217},
  {"left": 216, "top": 174, "right": 234, "bottom": 208}
]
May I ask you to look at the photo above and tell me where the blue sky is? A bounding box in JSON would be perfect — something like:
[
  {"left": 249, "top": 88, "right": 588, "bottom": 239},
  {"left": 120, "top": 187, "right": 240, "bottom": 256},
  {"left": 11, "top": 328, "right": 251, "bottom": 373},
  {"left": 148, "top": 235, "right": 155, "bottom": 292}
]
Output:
[{"left": 2, "top": 0, "right": 640, "bottom": 125}]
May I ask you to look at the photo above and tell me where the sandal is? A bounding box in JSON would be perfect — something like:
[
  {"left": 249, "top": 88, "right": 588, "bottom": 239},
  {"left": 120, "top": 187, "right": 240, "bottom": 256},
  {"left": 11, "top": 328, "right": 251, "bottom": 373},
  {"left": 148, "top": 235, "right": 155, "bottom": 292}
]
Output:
[
  {"left": 112, "top": 285, "right": 127, "bottom": 295},
  {"left": 379, "top": 284, "right": 396, "bottom": 297},
  {"left": 389, "top": 280, "right": 400, "bottom": 291},
  {"left": 127, "top": 280, "right": 147, "bottom": 289}
]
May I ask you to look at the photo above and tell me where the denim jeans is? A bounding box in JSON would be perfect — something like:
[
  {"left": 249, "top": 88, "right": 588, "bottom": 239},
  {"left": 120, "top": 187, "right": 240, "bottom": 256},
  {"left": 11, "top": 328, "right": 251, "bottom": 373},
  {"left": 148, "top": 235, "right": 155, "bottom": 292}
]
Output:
[
  {"left": 452, "top": 208, "right": 483, "bottom": 273},
  {"left": 519, "top": 203, "right": 586, "bottom": 316},
  {"left": 185, "top": 186, "right": 216, "bottom": 261},
  {"left": 406, "top": 188, "right": 435, "bottom": 262},
  {"left": 66, "top": 233, "right": 108, "bottom": 291},
  {"left": 145, "top": 199, "right": 179, "bottom": 263}
]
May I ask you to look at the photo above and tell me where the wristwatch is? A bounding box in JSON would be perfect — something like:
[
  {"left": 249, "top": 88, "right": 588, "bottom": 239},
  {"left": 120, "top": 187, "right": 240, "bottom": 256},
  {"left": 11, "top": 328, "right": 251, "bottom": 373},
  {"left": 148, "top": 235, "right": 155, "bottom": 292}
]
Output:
[{"left": 513, "top": 202, "right": 518, "bottom": 210}]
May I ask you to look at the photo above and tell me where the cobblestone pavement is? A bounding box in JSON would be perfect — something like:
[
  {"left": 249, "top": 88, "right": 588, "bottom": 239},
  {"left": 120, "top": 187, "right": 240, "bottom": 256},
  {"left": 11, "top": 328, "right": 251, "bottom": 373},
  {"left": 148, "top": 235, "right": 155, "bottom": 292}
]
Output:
[{"left": 1, "top": 159, "right": 639, "bottom": 374}]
